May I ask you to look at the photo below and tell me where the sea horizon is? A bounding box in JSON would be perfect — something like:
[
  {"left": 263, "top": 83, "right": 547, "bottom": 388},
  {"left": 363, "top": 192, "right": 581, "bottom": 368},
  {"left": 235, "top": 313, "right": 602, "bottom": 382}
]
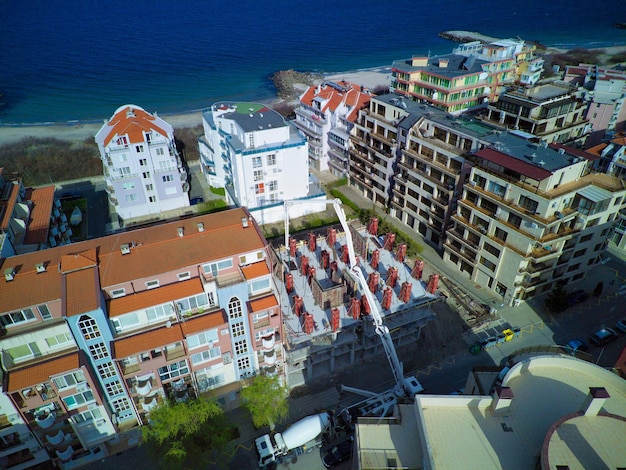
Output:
[{"left": 2, "top": 0, "right": 626, "bottom": 127}]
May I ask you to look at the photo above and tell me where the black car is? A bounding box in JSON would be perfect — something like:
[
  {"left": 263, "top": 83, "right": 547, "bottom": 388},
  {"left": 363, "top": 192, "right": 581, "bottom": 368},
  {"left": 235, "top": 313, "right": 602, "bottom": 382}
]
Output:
[
  {"left": 589, "top": 327, "right": 618, "bottom": 346},
  {"left": 322, "top": 438, "right": 353, "bottom": 468}
]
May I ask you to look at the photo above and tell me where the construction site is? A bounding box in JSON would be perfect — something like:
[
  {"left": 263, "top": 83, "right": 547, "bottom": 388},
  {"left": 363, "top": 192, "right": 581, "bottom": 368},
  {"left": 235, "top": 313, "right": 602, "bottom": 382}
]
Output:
[{"left": 272, "top": 208, "right": 444, "bottom": 389}]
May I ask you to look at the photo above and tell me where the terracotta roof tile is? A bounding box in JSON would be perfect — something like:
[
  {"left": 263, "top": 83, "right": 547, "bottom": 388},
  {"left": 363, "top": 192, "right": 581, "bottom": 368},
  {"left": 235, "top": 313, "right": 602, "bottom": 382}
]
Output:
[
  {"left": 113, "top": 325, "right": 184, "bottom": 358},
  {"left": 22, "top": 185, "right": 55, "bottom": 245},
  {"left": 241, "top": 261, "right": 270, "bottom": 280},
  {"left": 65, "top": 267, "right": 101, "bottom": 317},
  {"left": 180, "top": 310, "right": 227, "bottom": 336},
  {"left": 0, "top": 183, "right": 19, "bottom": 231},
  {"left": 0, "top": 208, "right": 266, "bottom": 313},
  {"left": 61, "top": 248, "right": 98, "bottom": 273},
  {"left": 247, "top": 294, "right": 278, "bottom": 313},
  {"left": 108, "top": 278, "right": 203, "bottom": 317},
  {"left": 101, "top": 106, "right": 169, "bottom": 147},
  {"left": 7, "top": 352, "right": 80, "bottom": 392}
]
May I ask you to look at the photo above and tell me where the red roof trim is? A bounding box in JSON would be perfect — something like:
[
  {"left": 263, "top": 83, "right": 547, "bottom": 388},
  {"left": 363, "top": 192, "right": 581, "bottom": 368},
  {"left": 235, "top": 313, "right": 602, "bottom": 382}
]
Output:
[{"left": 475, "top": 148, "right": 552, "bottom": 180}]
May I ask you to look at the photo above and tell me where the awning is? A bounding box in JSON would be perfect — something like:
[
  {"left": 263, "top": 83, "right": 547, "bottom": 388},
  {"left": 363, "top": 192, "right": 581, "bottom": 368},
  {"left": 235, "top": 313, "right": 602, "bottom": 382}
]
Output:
[{"left": 578, "top": 186, "right": 613, "bottom": 203}]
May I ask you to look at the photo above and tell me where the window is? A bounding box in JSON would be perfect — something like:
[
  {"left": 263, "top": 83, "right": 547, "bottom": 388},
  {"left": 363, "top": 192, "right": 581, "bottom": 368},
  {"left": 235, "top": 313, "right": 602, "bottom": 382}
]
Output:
[
  {"left": 145, "top": 183, "right": 153, "bottom": 191},
  {"left": 38, "top": 304, "right": 52, "bottom": 320},
  {"left": 266, "top": 154, "right": 276, "bottom": 166},
  {"left": 202, "top": 259, "right": 233, "bottom": 276},
  {"left": 187, "top": 329, "right": 219, "bottom": 349},
  {"left": 479, "top": 256, "right": 496, "bottom": 271},
  {"left": 252, "top": 156, "right": 262, "bottom": 168},
  {"left": 580, "top": 234, "right": 593, "bottom": 242},
  {"left": 234, "top": 339, "right": 248, "bottom": 355},
  {"left": 111, "top": 312, "right": 140, "bottom": 332},
  {"left": 573, "top": 249, "right": 586, "bottom": 258},
  {"left": 176, "top": 293, "right": 210, "bottom": 313},
  {"left": 6, "top": 343, "right": 40, "bottom": 361},
  {"left": 105, "top": 381, "right": 124, "bottom": 396},
  {"left": 253, "top": 170, "right": 263, "bottom": 182},
  {"left": 110, "top": 288, "right": 126, "bottom": 298},
  {"left": 519, "top": 195, "right": 539, "bottom": 213},
  {"left": 122, "top": 182, "right": 135, "bottom": 190},
  {"left": 73, "top": 408, "right": 102, "bottom": 424},
  {"left": 250, "top": 277, "right": 271, "bottom": 294},
  {"left": 253, "top": 311, "right": 269, "bottom": 323},
  {"left": 142, "top": 172, "right": 151, "bottom": 178},
  {"left": 237, "top": 357, "right": 250, "bottom": 371},
  {"left": 125, "top": 193, "right": 138, "bottom": 202},
  {"left": 45, "top": 332, "right": 73, "bottom": 348},
  {"left": 139, "top": 158, "right": 147, "bottom": 166},
  {"left": 190, "top": 347, "right": 221, "bottom": 365},
  {"left": 159, "top": 161, "right": 170, "bottom": 170},
  {"left": 255, "top": 183, "right": 265, "bottom": 194},
  {"left": 483, "top": 242, "right": 501, "bottom": 258},
  {"left": 594, "top": 242, "right": 604, "bottom": 251},
  {"left": 231, "top": 322, "right": 245, "bottom": 337},
  {"left": 89, "top": 343, "right": 109, "bottom": 360},
  {"left": 145, "top": 280, "right": 160, "bottom": 289},
  {"left": 97, "top": 363, "right": 116, "bottom": 379},
  {"left": 78, "top": 315, "right": 101, "bottom": 341},
  {"left": 488, "top": 181, "right": 506, "bottom": 198},
  {"left": 111, "top": 397, "right": 131, "bottom": 413},
  {"left": 52, "top": 371, "right": 85, "bottom": 390},
  {"left": 494, "top": 227, "right": 508, "bottom": 243},
  {"left": 120, "top": 167, "right": 131, "bottom": 175},
  {"left": 135, "top": 145, "right": 144, "bottom": 152},
  {"left": 507, "top": 213, "right": 522, "bottom": 228},
  {"left": 162, "top": 175, "right": 173, "bottom": 182},
  {"left": 145, "top": 304, "right": 174, "bottom": 322},
  {"left": 158, "top": 360, "right": 189, "bottom": 381},
  {"left": 0, "top": 309, "right": 36, "bottom": 327},
  {"left": 156, "top": 148, "right": 164, "bottom": 156},
  {"left": 177, "top": 272, "right": 191, "bottom": 281},
  {"left": 228, "top": 298, "right": 242, "bottom": 319},
  {"left": 63, "top": 390, "right": 95, "bottom": 410},
  {"left": 149, "top": 196, "right": 156, "bottom": 202},
  {"left": 268, "top": 180, "right": 278, "bottom": 191},
  {"left": 255, "top": 327, "right": 275, "bottom": 341}
]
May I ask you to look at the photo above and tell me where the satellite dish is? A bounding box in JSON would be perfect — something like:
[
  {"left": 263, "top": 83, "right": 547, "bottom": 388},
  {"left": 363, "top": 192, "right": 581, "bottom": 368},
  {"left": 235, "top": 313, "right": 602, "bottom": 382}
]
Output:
[{"left": 166, "top": 321, "right": 172, "bottom": 328}]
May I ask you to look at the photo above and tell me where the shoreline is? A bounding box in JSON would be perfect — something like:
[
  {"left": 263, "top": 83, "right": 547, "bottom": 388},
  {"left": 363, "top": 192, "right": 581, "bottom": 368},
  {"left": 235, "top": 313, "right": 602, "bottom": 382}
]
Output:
[{"left": 1, "top": 40, "right": 625, "bottom": 146}]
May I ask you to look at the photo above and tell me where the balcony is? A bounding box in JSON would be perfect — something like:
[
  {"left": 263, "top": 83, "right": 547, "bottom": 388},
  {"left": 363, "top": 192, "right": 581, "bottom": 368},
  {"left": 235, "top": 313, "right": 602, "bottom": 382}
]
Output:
[
  {"left": 165, "top": 344, "right": 186, "bottom": 361},
  {"left": 35, "top": 412, "right": 56, "bottom": 429},
  {"left": 262, "top": 335, "right": 275, "bottom": 350},
  {"left": 121, "top": 362, "right": 141, "bottom": 376}
]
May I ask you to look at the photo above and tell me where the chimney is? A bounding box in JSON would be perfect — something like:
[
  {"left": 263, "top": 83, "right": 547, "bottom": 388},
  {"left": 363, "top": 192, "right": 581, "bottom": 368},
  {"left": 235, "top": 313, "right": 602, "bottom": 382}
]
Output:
[
  {"left": 177, "top": 227, "right": 184, "bottom": 238},
  {"left": 35, "top": 263, "right": 46, "bottom": 273},
  {"left": 438, "top": 58, "right": 449, "bottom": 68},
  {"left": 580, "top": 387, "right": 609, "bottom": 416},
  {"left": 197, "top": 222, "right": 204, "bottom": 232},
  {"left": 241, "top": 217, "right": 249, "bottom": 228},
  {"left": 411, "top": 57, "right": 428, "bottom": 67},
  {"left": 4, "top": 267, "right": 15, "bottom": 282},
  {"left": 491, "top": 386, "right": 514, "bottom": 415}
]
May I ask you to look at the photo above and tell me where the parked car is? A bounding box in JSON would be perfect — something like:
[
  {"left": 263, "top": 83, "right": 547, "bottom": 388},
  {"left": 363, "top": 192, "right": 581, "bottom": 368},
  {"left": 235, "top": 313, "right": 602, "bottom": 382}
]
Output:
[
  {"left": 565, "top": 339, "right": 589, "bottom": 354},
  {"left": 322, "top": 437, "right": 353, "bottom": 468},
  {"left": 615, "top": 318, "right": 626, "bottom": 334},
  {"left": 589, "top": 327, "right": 618, "bottom": 347},
  {"left": 190, "top": 196, "right": 204, "bottom": 205},
  {"left": 567, "top": 289, "right": 589, "bottom": 306}
]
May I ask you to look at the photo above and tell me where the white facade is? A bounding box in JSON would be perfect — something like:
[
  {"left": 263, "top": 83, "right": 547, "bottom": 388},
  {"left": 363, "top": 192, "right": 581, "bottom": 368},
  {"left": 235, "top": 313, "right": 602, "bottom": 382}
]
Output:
[
  {"left": 199, "top": 102, "right": 319, "bottom": 224},
  {"left": 95, "top": 105, "right": 190, "bottom": 222}
]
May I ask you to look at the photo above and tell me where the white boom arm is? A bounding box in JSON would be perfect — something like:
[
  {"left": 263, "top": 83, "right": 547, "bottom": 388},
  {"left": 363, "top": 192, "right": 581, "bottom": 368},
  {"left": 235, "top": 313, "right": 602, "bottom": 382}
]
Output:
[{"left": 283, "top": 198, "right": 409, "bottom": 398}]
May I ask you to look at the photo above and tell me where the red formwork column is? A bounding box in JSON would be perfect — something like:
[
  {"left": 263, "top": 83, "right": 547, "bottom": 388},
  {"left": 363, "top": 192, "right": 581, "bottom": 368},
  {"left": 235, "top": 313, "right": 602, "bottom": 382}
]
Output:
[
  {"left": 285, "top": 272, "right": 294, "bottom": 293},
  {"left": 350, "top": 297, "right": 361, "bottom": 320},
  {"left": 342, "top": 245, "right": 350, "bottom": 264},
  {"left": 326, "top": 228, "right": 337, "bottom": 249},
  {"left": 427, "top": 274, "right": 439, "bottom": 294},
  {"left": 304, "top": 313, "right": 314, "bottom": 334},
  {"left": 300, "top": 255, "right": 309, "bottom": 276},
  {"left": 368, "top": 217, "right": 378, "bottom": 236},
  {"left": 400, "top": 281, "right": 412, "bottom": 303},
  {"left": 320, "top": 250, "right": 329, "bottom": 270},
  {"left": 412, "top": 260, "right": 424, "bottom": 280},
  {"left": 308, "top": 232, "right": 316, "bottom": 253},
  {"left": 307, "top": 266, "right": 316, "bottom": 286},
  {"left": 396, "top": 244, "right": 407, "bottom": 263},
  {"left": 370, "top": 249, "right": 380, "bottom": 270},
  {"left": 331, "top": 308, "right": 340, "bottom": 331},
  {"left": 368, "top": 271, "right": 380, "bottom": 294},
  {"left": 382, "top": 287, "right": 393, "bottom": 310},
  {"left": 289, "top": 237, "right": 297, "bottom": 258},
  {"left": 294, "top": 295, "right": 304, "bottom": 317},
  {"left": 383, "top": 233, "right": 396, "bottom": 251},
  {"left": 361, "top": 295, "right": 370, "bottom": 315},
  {"left": 386, "top": 267, "right": 398, "bottom": 288}
]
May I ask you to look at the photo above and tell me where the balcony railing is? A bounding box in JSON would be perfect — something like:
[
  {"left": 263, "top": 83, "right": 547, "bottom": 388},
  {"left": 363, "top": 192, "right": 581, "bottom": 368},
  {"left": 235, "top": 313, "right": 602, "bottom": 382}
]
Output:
[{"left": 165, "top": 345, "right": 186, "bottom": 362}]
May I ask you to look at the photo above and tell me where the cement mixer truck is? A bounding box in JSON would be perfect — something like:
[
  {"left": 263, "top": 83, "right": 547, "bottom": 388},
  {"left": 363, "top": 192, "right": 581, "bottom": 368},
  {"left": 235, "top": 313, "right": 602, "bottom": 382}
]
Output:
[{"left": 255, "top": 412, "right": 331, "bottom": 468}]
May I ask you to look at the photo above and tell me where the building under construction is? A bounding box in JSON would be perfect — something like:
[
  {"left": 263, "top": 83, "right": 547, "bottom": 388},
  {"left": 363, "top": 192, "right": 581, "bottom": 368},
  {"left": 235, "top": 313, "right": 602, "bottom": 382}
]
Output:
[{"left": 275, "top": 217, "right": 441, "bottom": 388}]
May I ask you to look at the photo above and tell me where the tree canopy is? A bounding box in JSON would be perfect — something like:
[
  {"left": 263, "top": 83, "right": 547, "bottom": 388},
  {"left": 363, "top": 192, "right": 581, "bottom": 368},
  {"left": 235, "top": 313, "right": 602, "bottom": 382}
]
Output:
[{"left": 240, "top": 374, "right": 289, "bottom": 430}]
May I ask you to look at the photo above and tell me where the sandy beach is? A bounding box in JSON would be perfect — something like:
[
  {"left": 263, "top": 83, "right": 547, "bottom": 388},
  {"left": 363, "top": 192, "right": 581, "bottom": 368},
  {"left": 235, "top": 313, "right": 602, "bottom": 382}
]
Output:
[{"left": 1, "top": 42, "right": 624, "bottom": 146}]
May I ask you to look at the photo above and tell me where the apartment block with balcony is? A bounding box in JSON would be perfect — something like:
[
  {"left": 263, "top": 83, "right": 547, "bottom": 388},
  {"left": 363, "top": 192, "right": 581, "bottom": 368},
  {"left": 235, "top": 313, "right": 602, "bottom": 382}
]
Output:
[
  {"left": 445, "top": 132, "right": 626, "bottom": 304},
  {"left": 0, "top": 208, "right": 283, "bottom": 461},
  {"left": 199, "top": 102, "right": 322, "bottom": 225},
  {"left": 95, "top": 105, "right": 190, "bottom": 223},
  {"left": 484, "top": 82, "right": 589, "bottom": 145},
  {"left": 294, "top": 81, "right": 372, "bottom": 176}
]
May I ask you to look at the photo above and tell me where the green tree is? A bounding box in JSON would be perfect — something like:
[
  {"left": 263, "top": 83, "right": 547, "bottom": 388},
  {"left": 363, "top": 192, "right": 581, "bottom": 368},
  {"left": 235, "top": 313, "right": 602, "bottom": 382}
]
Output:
[
  {"left": 545, "top": 281, "right": 569, "bottom": 313},
  {"left": 141, "top": 397, "right": 233, "bottom": 467},
  {"left": 241, "top": 374, "right": 289, "bottom": 430}
]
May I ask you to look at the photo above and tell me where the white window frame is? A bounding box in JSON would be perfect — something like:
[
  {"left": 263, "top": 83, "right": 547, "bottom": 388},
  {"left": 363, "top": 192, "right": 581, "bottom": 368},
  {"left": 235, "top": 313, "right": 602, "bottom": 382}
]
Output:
[
  {"left": 158, "top": 360, "right": 189, "bottom": 381},
  {"left": 110, "top": 288, "right": 126, "bottom": 298},
  {"left": 190, "top": 347, "right": 221, "bottom": 365},
  {"left": 202, "top": 258, "right": 233, "bottom": 276},
  {"left": 38, "top": 304, "right": 52, "bottom": 320},
  {"left": 0, "top": 309, "right": 36, "bottom": 327},
  {"left": 266, "top": 154, "right": 276, "bottom": 166},
  {"left": 253, "top": 311, "right": 269, "bottom": 323},
  {"left": 145, "top": 280, "right": 160, "bottom": 290},
  {"left": 187, "top": 329, "right": 218, "bottom": 350},
  {"left": 52, "top": 371, "right": 86, "bottom": 391},
  {"left": 97, "top": 363, "right": 116, "bottom": 379},
  {"left": 177, "top": 272, "right": 191, "bottom": 281},
  {"left": 45, "top": 332, "right": 73, "bottom": 348},
  {"left": 249, "top": 277, "right": 271, "bottom": 295},
  {"left": 89, "top": 342, "right": 109, "bottom": 360},
  {"left": 252, "top": 156, "right": 262, "bottom": 168},
  {"left": 63, "top": 390, "right": 95, "bottom": 410}
]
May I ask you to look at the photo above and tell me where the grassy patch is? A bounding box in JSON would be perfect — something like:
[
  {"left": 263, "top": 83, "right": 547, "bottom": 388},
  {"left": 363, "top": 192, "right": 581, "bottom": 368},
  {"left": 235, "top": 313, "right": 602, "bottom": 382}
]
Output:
[
  {"left": 209, "top": 186, "right": 226, "bottom": 196},
  {"left": 196, "top": 199, "right": 228, "bottom": 214}
]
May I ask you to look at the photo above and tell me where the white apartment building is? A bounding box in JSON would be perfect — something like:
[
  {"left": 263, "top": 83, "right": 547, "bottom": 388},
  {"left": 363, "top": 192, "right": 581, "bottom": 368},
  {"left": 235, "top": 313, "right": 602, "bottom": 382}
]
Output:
[
  {"left": 446, "top": 132, "right": 626, "bottom": 304},
  {"left": 199, "top": 102, "right": 323, "bottom": 225},
  {"left": 95, "top": 105, "right": 190, "bottom": 223},
  {"left": 294, "top": 81, "right": 372, "bottom": 176}
]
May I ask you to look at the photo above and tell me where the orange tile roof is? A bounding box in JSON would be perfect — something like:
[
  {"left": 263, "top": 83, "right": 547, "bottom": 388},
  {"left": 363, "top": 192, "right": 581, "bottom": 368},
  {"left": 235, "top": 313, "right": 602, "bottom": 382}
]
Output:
[
  {"left": 241, "top": 261, "right": 270, "bottom": 280},
  {"left": 180, "top": 309, "right": 227, "bottom": 336},
  {"left": 0, "top": 208, "right": 266, "bottom": 313},
  {"left": 61, "top": 248, "right": 98, "bottom": 273},
  {"left": 7, "top": 352, "right": 80, "bottom": 392},
  {"left": 113, "top": 325, "right": 184, "bottom": 358},
  {"left": 102, "top": 105, "right": 169, "bottom": 147},
  {"left": 0, "top": 183, "right": 19, "bottom": 231},
  {"left": 22, "top": 185, "right": 55, "bottom": 245},
  {"left": 299, "top": 81, "right": 373, "bottom": 123},
  {"left": 247, "top": 294, "right": 278, "bottom": 313},
  {"left": 65, "top": 267, "right": 101, "bottom": 317},
  {"left": 107, "top": 278, "right": 203, "bottom": 317}
]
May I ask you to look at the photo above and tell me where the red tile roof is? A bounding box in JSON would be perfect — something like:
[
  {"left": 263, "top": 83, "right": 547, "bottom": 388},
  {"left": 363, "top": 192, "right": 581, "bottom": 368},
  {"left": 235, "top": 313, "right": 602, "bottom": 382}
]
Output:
[
  {"left": 65, "top": 267, "right": 101, "bottom": 317},
  {"left": 107, "top": 278, "right": 204, "bottom": 317},
  {"left": 180, "top": 310, "right": 227, "bottom": 336},
  {"left": 0, "top": 208, "right": 266, "bottom": 313},
  {"left": 247, "top": 294, "right": 278, "bottom": 313},
  {"left": 549, "top": 143, "right": 600, "bottom": 161},
  {"left": 0, "top": 183, "right": 19, "bottom": 231},
  {"left": 22, "top": 185, "right": 55, "bottom": 245},
  {"left": 299, "top": 81, "right": 373, "bottom": 123},
  {"left": 475, "top": 147, "right": 552, "bottom": 181},
  {"left": 101, "top": 105, "right": 169, "bottom": 147},
  {"left": 113, "top": 325, "right": 184, "bottom": 358},
  {"left": 241, "top": 261, "right": 270, "bottom": 280},
  {"left": 7, "top": 352, "right": 80, "bottom": 392}
]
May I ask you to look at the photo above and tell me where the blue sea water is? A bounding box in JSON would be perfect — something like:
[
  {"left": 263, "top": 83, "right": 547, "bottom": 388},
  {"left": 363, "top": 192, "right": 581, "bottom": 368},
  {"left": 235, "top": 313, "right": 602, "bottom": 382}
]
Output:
[{"left": 1, "top": 0, "right": 626, "bottom": 126}]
